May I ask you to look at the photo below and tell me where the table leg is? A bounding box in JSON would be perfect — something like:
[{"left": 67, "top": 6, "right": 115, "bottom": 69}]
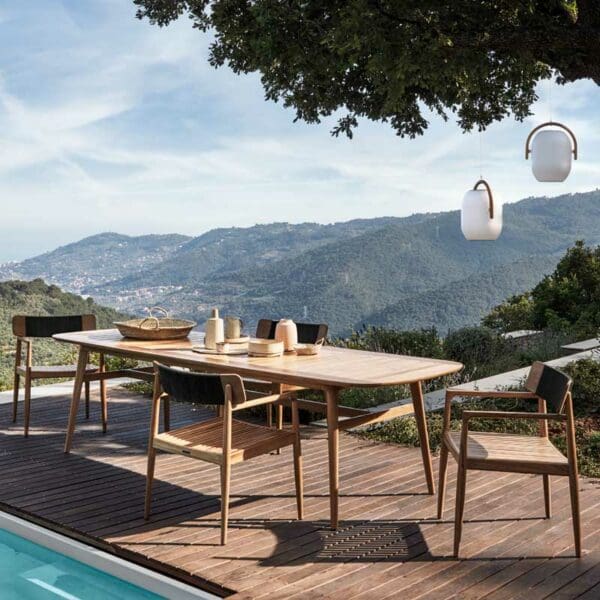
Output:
[
  {"left": 325, "top": 387, "right": 340, "bottom": 529},
  {"left": 64, "top": 347, "right": 89, "bottom": 454},
  {"left": 410, "top": 381, "right": 435, "bottom": 494}
]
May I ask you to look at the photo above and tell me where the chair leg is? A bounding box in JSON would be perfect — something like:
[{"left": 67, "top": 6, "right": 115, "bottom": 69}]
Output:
[
  {"left": 23, "top": 373, "right": 32, "bottom": 437},
  {"left": 543, "top": 474, "right": 551, "bottom": 518},
  {"left": 267, "top": 404, "right": 273, "bottom": 428},
  {"left": 12, "top": 372, "right": 19, "bottom": 423},
  {"left": 453, "top": 464, "right": 467, "bottom": 557},
  {"left": 99, "top": 353, "right": 108, "bottom": 433},
  {"left": 163, "top": 397, "right": 170, "bottom": 431},
  {"left": 221, "top": 456, "right": 231, "bottom": 545},
  {"left": 144, "top": 447, "right": 157, "bottom": 520},
  {"left": 100, "top": 380, "right": 108, "bottom": 434},
  {"left": 437, "top": 443, "right": 449, "bottom": 519},
  {"left": 569, "top": 471, "right": 582, "bottom": 557},
  {"left": 275, "top": 403, "right": 284, "bottom": 454},
  {"left": 291, "top": 398, "right": 304, "bottom": 520},
  {"left": 84, "top": 380, "right": 90, "bottom": 419}
]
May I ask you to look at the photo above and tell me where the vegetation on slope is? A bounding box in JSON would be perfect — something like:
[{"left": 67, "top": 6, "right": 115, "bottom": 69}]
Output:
[
  {"left": 485, "top": 240, "right": 600, "bottom": 337},
  {"left": 95, "top": 218, "right": 399, "bottom": 291},
  {"left": 361, "top": 254, "right": 558, "bottom": 333},
  {"left": 0, "top": 280, "right": 126, "bottom": 391}
]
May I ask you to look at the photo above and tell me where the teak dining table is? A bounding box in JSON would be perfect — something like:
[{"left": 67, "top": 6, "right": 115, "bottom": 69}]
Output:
[{"left": 54, "top": 329, "right": 463, "bottom": 528}]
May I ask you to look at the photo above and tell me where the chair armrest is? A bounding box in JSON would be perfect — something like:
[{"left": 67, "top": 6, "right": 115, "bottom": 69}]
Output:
[
  {"left": 232, "top": 394, "right": 282, "bottom": 411},
  {"left": 462, "top": 410, "right": 565, "bottom": 424},
  {"left": 447, "top": 389, "right": 538, "bottom": 400}
]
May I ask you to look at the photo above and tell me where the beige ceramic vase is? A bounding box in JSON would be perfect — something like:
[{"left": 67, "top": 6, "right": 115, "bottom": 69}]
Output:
[
  {"left": 275, "top": 318, "right": 298, "bottom": 352},
  {"left": 204, "top": 308, "right": 224, "bottom": 350}
]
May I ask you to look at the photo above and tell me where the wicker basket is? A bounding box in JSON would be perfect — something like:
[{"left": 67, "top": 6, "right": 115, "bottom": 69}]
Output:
[{"left": 114, "top": 307, "right": 196, "bottom": 340}]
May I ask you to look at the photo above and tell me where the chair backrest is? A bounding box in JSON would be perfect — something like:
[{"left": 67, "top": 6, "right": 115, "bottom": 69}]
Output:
[
  {"left": 525, "top": 361, "right": 572, "bottom": 413},
  {"left": 255, "top": 319, "right": 328, "bottom": 344},
  {"left": 156, "top": 363, "right": 245, "bottom": 406},
  {"left": 12, "top": 314, "right": 97, "bottom": 338}
]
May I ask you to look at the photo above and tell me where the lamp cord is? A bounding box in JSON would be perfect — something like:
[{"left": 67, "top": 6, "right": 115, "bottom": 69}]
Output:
[
  {"left": 549, "top": 76, "right": 553, "bottom": 122},
  {"left": 479, "top": 129, "right": 482, "bottom": 179}
]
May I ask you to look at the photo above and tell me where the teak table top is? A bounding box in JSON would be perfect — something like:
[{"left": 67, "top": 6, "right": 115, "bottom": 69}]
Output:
[{"left": 54, "top": 329, "right": 463, "bottom": 389}]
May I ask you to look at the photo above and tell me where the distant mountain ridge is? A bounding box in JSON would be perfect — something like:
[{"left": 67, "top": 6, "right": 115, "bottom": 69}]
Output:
[
  {"left": 0, "top": 232, "right": 191, "bottom": 293},
  {"left": 101, "top": 218, "right": 399, "bottom": 290},
  {"left": 2, "top": 191, "right": 600, "bottom": 335}
]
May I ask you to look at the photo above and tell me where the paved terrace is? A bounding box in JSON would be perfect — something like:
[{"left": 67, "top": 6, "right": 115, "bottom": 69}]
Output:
[{"left": 0, "top": 386, "right": 598, "bottom": 598}]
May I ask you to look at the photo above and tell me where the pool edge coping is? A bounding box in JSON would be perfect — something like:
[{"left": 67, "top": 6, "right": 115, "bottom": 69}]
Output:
[{"left": 0, "top": 508, "right": 223, "bottom": 600}]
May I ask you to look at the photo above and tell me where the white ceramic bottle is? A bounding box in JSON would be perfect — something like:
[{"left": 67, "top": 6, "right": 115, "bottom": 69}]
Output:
[
  {"left": 204, "top": 308, "right": 224, "bottom": 349},
  {"left": 275, "top": 318, "right": 298, "bottom": 352}
]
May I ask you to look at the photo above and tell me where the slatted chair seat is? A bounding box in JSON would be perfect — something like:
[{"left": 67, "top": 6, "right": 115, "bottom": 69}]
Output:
[
  {"left": 154, "top": 417, "right": 296, "bottom": 464},
  {"left": 445, "top": 431, "right": 569, "bottom": 475},
  {"left": 16, "top": 364, "right": 98, "bottom": 379}
]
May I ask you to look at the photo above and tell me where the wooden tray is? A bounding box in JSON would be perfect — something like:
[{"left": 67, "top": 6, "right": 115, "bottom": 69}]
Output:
[
  {"left": 192, "top": 345, "right": 247, "bottom": 356},
  {"left": 225, "top": 336, "right": 250, "bottom": 344}
]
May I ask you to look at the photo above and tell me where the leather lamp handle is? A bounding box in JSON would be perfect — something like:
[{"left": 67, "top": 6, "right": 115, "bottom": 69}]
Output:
[
  {"left": 525, "top": 121, "right": 578, "bottom": 160},
  {"left": 473, "top": 179, "right": 494, "bottom": 220}
]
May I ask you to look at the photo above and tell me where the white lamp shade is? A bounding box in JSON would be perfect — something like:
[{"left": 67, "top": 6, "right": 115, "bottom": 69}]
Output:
[
  {"left": 531, "top": 129, "right": 573, "bottom": 182},
  {"left": 461, "top": 187, "right": 503, "bottom": 240}
]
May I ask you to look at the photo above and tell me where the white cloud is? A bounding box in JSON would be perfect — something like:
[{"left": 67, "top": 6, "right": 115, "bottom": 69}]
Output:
[{"left": 0, "top": 1, "right": 598, "bottom": 261}]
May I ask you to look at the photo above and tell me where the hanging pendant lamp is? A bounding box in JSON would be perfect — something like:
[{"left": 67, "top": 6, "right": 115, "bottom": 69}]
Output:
[
  {"left": 525, "top": 121, "right": 577, "bottom": 182},
  {"left": 461, "top": 179, "right": 502, "bottom": 240}
]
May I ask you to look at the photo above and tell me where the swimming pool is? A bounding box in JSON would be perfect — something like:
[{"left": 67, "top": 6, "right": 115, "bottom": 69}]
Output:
[{"left": 0, "top": 512, "right": 217, "bottom": 599}]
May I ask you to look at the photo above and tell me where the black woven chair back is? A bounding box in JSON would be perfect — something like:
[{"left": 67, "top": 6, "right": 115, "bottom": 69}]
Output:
[
  {"left": 157, "top": 363, "right": 225, "bottom": 406},
  {"left": 12, "top": 314, "right": 96, "bottom": 338},
  {"left": 525, "top": 361, "right": 572, "bottom": 413},
  {"left": 255, "top": 319, "right": 328, "bottom": 344}
]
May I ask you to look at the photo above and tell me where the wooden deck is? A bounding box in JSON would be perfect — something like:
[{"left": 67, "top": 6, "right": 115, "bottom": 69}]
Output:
[{"left": 1, "top": 389, "right": 599, "bottom": 599}]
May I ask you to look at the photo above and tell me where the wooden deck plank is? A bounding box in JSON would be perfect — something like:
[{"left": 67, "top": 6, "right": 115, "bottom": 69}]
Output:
[
  {"left": 248, "top": 476, "right": 570, "bottom": 600},
  {"left": 0, "top": 388, "right": 597, "bottom": 598}
]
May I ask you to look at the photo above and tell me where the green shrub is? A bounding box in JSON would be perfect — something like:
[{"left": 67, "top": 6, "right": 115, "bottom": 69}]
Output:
[
  {"left": 338, "top": 326, "right": 443, "bottom": 358},
  {"left": 443, "top": 326, "right": 509, "bottom": 378},
  {"left": 564, "top": 358, "right": 600, "bottom": 417},
  {"left": 483, "top": 293, "right": 535, "bottom": 333}
]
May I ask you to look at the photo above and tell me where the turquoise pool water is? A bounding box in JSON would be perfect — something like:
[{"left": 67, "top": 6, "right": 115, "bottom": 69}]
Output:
[{"left": 0, "top": 528, "right": 164, "bottom": 599}]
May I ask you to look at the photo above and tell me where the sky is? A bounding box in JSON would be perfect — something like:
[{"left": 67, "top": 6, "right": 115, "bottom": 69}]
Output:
[{"left": 1, "top": 0, "right": 599, "bottom": 262}]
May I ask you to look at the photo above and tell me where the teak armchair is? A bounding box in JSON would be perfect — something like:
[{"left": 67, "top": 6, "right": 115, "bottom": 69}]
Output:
[
  {"left": 249, "top": 319, "right": 329, "bottom": 430},
  {"left": 438, "top": 361, "right": 581, "bottom": 557},
  {"left": 145, "top": 362, "right": 304, "bottom": 545},
  {"left": 12, "top": 314, "right": 107, "bottom": 437}
]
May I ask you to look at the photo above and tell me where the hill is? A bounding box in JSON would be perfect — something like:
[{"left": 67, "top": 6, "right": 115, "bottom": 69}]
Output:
[
  {"left": 86, "top": 218, "right": 400, "bottom": 292},
  {"left": 3, "top": 190, "right": 600, "bottom": 336},
  {"left": 0, "top": 233, "right": 191, "bottom": 293},
  {"left": 0, "top": 279, "right": 126, "bottom": 391},
  {"left": 156, "top": 191, "right": 600, "bottom": 334},
  {"left": 360, "top": 254, "right": 559, "bottom": 333}
]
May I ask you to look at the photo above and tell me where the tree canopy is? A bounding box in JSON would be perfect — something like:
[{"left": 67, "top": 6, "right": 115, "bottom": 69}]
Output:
[{"left": 134, "top": 1, "right": 599, "bottom": 137}]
